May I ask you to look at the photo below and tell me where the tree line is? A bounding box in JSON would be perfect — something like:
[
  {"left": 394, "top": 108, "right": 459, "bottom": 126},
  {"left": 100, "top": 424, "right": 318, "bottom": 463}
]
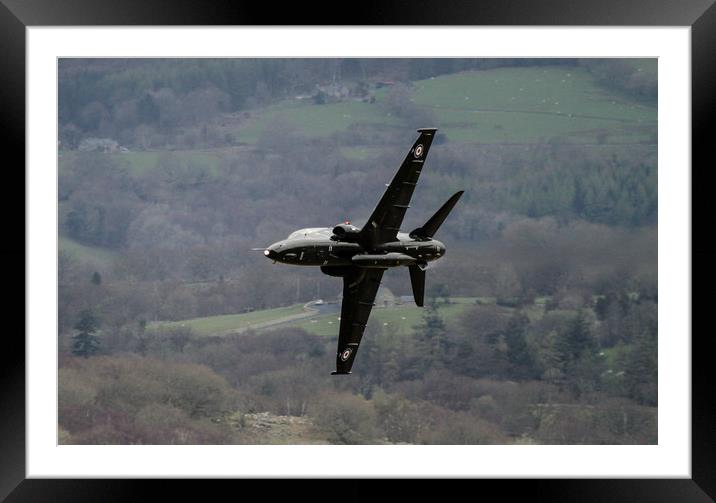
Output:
[{"left": 59, "top": 288, "right": 656, "bottom": 444}]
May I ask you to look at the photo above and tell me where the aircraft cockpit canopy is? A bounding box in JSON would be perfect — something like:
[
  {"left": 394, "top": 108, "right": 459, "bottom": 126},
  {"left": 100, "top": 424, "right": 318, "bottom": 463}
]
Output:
[{"left": 287, "top": 228, "right": 333, "bottom": 240}]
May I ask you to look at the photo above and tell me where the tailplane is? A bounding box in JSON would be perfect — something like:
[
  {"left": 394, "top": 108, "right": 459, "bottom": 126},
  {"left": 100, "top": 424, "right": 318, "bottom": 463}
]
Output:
[{"left": 409, "top": 191, "right": 464, "bottom": 240}]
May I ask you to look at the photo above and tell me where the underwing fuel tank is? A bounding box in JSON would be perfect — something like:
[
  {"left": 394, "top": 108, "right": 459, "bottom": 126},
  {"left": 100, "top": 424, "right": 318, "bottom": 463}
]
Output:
[{"left": 351, "top": 253, "right": 416, "bottom": 268}]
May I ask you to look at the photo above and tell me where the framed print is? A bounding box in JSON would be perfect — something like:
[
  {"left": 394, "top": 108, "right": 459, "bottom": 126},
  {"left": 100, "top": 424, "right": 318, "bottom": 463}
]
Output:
[{"left": 4, "top": 0, "right": 712, "bottom": 500}]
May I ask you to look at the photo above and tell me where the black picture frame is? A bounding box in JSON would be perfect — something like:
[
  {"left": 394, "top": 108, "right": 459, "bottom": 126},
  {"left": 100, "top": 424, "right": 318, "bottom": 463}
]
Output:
[{"left": 3, "top": 0, "right": 711, "bottom": 500}]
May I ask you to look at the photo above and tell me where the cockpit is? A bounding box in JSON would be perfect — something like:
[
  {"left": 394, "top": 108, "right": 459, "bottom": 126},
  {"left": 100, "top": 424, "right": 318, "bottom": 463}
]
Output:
[{"left": 287, "top": 228, "right": 333, "bottom": 240}]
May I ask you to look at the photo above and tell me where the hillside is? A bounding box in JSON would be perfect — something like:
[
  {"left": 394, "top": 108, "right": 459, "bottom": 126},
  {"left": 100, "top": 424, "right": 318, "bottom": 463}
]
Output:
[
  {"left": 58, "top": 58, "right": 658, "bottom": 446},
  {"left": 234, "top": 65, "right": 656, "bottom": 145}
]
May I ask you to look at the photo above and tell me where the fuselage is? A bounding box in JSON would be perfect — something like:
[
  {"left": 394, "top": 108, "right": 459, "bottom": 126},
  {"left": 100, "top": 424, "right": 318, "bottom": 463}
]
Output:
[{"left": 264, "top": 227, "right": 446, "bottom": 268}]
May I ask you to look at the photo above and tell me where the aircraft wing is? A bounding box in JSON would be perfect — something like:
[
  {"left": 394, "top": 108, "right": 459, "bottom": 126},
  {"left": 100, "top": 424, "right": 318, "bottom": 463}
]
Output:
[
  {"left": 332, "top": 267, "right": 385, "bottom": 374},
  {"left": 359, "top": 128, "right": 438, "bottom": 246}
]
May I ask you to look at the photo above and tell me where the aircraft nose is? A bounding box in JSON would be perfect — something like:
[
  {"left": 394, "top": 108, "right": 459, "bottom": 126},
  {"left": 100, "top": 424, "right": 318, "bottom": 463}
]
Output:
[{"left": 264, "top": 246, "right": 280, "bottom": 260}]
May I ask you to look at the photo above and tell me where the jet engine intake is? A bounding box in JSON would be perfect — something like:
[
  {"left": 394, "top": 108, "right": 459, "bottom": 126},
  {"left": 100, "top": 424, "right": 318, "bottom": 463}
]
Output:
[
  {"left": 408, "top": 227, "right": 429, "bottom": 241},
  {"left": 332, "top": 223, "right": 362, "bottom": 242}
]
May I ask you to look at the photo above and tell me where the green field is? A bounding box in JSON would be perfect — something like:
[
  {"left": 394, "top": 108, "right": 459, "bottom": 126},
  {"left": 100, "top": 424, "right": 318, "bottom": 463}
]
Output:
[
  {"left": 149, "top": 304, "right": 307, "bottom": 336},
  {"left": 59, "top": 236, "right": 119, "bottom": 270},
  {"left": 59, "top": 149, "right": 222, "bottom": 175},
  {"left": 235, "top": 65, "right": 656, "bottom": 146},
  {"left": 146, "top": 297, "right": 487, "bottom": 338},
  {"left": 238, "top": 99, "right": 402, "bottom": 144},
  {"left": 412, "top": 66, "right": 655, "bottom": 120},
  {"left": 413, "top": 66, "right": 656, "bottom": 144},
  {"left": 284, "top": 297, "right": 483, "bottom": 337},
  {"left": 122, "top": 150, "right": 221, "bottom": 174}
]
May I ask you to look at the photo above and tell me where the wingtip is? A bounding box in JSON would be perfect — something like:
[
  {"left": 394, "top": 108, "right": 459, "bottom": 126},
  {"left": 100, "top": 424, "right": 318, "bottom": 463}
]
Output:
[
  {"left": 449, "top": 190, "right": 465, "bottom": 201},
  {"left": 417, "top": 127, "right": 438, "bottom": 133}
]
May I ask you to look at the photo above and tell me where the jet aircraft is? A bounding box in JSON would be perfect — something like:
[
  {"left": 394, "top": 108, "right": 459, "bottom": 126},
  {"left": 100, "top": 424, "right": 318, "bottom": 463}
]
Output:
[{"left": 263, "top": 128, "right": 463, "bottom": 374}]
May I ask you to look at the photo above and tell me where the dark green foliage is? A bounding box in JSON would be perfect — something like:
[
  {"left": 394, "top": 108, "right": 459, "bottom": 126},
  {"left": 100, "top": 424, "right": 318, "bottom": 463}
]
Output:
[
  {"left": 412, "top": 302, "right": 450, "bottom": 375},
  {"left": 498, "top": 158, "right": 657, "bottom": 227},
  {"left": 617, "top": 313, "right": 658, "bottom": 406},
  {"left": 594, "top": 293, "right": 613, "bottom": 320},
  {"left": 72, "top": 309, "right": 100, "bottom": 358},
  {"left": 59, "top": 123, "right": 82, "bottom": 149},
  {"left": 61, "top": 154, "right": 140, "bottom": 247},
  {"left": 556, "top": 310, "right": 596, "bottom": 362},
  {"left": 137, "top": 93, "right": 160, "bottom": 125},
  {"left": 504, "top": 312, "right": 535, "bottom": 378},
  {"left": 564, "top": 353, "right": 606, "bottom": 398},
  {"left": 407, "top": 58, "right": 576, "bottom": 81},
  {"left": 448, "top": 304, "right": 512, "bottom": 379},
  {"left": 580, "top": 59, "right": 657, "bottom": 103},
  {"left": 553, "top": 310, "right": 605, "bottom": 397},
  {"left": 313, "top": 90, "right": 326, "bottom": 105},
  {"left": 496, "top": 297, "right": 523, "bottom": 308}
]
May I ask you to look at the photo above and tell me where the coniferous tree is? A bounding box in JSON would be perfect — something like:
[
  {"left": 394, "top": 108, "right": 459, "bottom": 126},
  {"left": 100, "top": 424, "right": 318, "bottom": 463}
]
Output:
[
  {"left": 620, "top": 321, "right": 658, "bottom": 405},
  {"left": 556, "top": 310, "right": 603, "bottom": 397},
  {"left": 556, "top": 309, "right": 595, "bottom": 361},
  {"left": 138, "top": 93, "right": 159, "bottom": 125},
  {"left": 72, "top": 309, "right": 100, "bottom": 358},
  {"left": 504, "top": 312, "right": 534, "bottom": 378},
  {"left": 415, "top": 299, "right": 450, "bottom": 372}
]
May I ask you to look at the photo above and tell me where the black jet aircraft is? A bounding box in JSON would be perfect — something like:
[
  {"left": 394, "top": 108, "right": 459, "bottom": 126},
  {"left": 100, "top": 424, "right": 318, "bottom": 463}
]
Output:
[{"left": 263, "top": 128, "right": 463, "bottom": 374}]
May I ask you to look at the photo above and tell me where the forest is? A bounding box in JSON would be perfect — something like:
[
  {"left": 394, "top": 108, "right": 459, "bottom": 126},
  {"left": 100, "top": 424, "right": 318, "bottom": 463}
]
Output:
[{"left": 58, "top": 58, "right": 658, "bottom": 444}]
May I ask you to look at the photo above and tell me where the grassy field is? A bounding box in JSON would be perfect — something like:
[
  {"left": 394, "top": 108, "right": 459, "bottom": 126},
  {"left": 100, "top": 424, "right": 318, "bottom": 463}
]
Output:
[
  {"left": 146, "top": 297, "right": 486, "bottom": 338},
  {"left": 412, "top": 66, "right": 655, "bottom": 119},
  {"left": 149, "top": 304, "right": 308, "bottom": 336},
  {"left": 237, "top": 100, "right": 403, "bottom": 144},
  {"left": 59, "top": 149, "right": 222, "bottom": 175},
  {"left": 413, "top": 66, "right": 656, "bottom": 144},
  {"left": 123, "top": 150, "right": 221, "bottom": 174},
  {"left": 235, "top": 65, "right": 656, "bottom": 146},
  {"left": 59, "top": 236, "right": 119, "bottom": 270},
  {"left": 284, "top": 297, "right": 483, "bottom": 337}
]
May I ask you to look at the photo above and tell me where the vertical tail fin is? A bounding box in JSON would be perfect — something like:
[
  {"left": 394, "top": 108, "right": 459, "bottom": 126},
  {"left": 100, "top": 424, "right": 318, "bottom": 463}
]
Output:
[
  {"left": 409, "top": 191, "right": 464, "bottom": 240},
  {"left": 408, "top": 265, "right": 425, "bottom": 307}
]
